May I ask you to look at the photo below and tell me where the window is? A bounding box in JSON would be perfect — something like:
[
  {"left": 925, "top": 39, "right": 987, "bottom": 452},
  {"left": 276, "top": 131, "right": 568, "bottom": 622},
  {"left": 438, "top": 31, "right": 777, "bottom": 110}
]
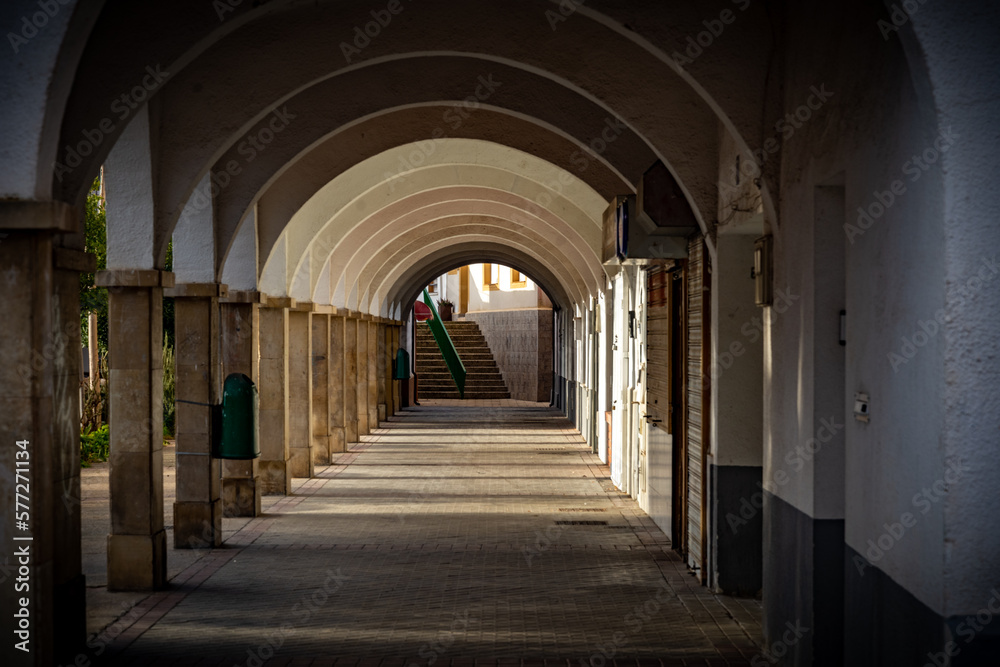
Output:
[
  {"left": 510, "top": 268, "right": 527, "bottom": 289},
  {"left": 427, "top": 281, "right": 437, "bottom": 294},
  {"left": 482, "top": 263, "right": 499, "bottom": 291}
]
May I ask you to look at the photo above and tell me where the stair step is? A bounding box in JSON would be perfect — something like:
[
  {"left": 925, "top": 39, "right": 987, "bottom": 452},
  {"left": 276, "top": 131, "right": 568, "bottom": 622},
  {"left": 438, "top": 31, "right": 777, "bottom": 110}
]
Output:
[{"left": 414, "top": 319, "right": 510, "bottom": 399}]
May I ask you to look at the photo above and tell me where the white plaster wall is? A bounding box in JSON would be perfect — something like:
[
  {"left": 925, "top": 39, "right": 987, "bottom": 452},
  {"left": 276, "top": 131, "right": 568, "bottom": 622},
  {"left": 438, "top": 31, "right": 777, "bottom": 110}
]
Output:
[
  {"left": 221, "top": 210, "right": 258, "bottom": 291},
  {"left": 0, "top": 0, "right": 78, "bottom": 199},
  {"left": 711, "top": 233, "right": 763, "bottom": 468},
  {"left": 172, "top": 173, "right": 215, "bottom": 284},
  {"left": 909, "top": 0, "right": 1000, "bottom": 616},
  {"left": 465, "top": 264, "right": 540, "bottom": 312},
  {"left": 105, "top": 106, "right": 156, "bottom": 270},
  {"left": 766, "top": 2, "right": 952, "bottom": 614},
  {"left": 259, "top": 233, "right": 286, "bottom": 297}
]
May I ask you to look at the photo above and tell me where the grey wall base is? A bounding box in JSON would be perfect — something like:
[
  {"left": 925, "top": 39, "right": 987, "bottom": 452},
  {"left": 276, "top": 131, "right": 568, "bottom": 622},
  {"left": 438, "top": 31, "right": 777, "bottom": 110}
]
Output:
[
  {"left": 763, "top": 491, "right": 843, "bottom": 666},
  {"left": 710, "top": 464, "right": 762, "bottom": 597}
]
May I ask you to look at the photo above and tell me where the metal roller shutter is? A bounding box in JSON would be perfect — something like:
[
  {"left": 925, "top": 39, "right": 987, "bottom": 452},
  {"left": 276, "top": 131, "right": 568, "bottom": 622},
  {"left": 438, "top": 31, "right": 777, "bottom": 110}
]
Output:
[{"left": 686, "top": 236, "right": 709, "bottom": 578}]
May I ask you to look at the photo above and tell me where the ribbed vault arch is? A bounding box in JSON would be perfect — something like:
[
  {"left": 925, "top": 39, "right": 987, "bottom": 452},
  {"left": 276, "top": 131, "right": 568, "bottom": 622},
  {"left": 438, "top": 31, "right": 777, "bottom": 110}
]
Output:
[
  {"left": 255, "top": 140, "right": 608, "bottom": 306},
  {"left": 50, "top": 0, "right": 784, "bottom": 265}
]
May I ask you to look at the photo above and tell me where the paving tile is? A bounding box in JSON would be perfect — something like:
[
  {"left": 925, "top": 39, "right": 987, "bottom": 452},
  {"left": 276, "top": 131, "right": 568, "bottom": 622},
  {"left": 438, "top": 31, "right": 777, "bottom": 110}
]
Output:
[{"left": 89, "top": 400, "right": 761, "bottom": 663}]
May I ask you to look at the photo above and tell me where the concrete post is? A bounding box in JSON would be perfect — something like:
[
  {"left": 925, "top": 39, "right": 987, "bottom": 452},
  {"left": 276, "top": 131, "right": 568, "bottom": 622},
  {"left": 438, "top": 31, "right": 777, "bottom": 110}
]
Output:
[
  {"left": 169, "top": 283, "right": 226, "bottom": 548},
  {"left": 219, "top": 292, "right": 263, "bottom": 516},
  {"left": 329, "top": 313, "right": 347, "bottom": 453},
  {"left": 356, "top": 314, "right": 369, "bottom": 437},
  {"left": 288, "top": 305, "right": 314, "bottom": 478},
  {"left": 368, "top": 318, "right": 379, "bottom": 430},
  {"left": 376, "top": 321, "right": 388, "bottom": 422},
  {"left": 391, "top": 324, "right": 402, "bottom": 414},
  {"left": 311, "top": 309, "right": 333, "bottom": 466},
  {"left": 258, "top": 299, "right": 292, "bottom": 494},
  {"left": 344, "top": 314, "right": 359, "bottom": 443},
  {"left": 0, "top": 205, "right": 89, "bottom": 665},
  {"left": 97, "top": 269, "right": 174, "bottom": 591}
]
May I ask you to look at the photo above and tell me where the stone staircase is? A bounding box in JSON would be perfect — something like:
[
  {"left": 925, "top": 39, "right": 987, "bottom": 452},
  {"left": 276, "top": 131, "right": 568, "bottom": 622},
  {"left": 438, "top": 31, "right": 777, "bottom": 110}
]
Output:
[{"left": 416, "top": 320, "right": 510, "bottom": 399}]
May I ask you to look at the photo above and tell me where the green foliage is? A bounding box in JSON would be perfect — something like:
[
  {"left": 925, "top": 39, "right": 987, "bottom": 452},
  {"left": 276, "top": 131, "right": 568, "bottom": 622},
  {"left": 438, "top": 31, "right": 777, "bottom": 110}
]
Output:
[
  {"left": 163, "top": 336, "right": 176, "bottom": 437},
  {"left": 80, "top": 424, "right": 110, "bottom": 467},
  {"left": 163, "top": 240, "right": 175, "bottom": 349},
  {"left": 80, "top": 177, "right": 108, "bottom": 350}
]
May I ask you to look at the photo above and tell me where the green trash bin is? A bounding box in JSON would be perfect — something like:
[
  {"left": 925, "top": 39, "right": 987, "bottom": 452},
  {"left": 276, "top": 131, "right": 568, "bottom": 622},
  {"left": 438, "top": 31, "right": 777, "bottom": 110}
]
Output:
[
  {"left": 393, "top": 348, "right": 410, "bottom": 380},
  {"left": 212, "top": 373, "right": 260, "bottom": 460}
]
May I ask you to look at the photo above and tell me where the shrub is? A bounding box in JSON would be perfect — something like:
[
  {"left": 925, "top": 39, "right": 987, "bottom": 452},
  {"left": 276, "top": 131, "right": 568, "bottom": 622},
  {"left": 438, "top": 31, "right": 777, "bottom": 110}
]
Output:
[{"left": 80, "top": 424, "right": 110, "bottom": 467}]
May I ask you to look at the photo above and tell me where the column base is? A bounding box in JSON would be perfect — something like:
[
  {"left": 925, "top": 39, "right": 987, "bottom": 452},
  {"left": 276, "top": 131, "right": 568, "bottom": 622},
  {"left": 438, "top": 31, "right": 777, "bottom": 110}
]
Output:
[
  {"left": 107, "top": 531, "right": 167, "bottom": 591},
  {"left": 346, "top": 420, "right": 359, "bottom": 444},
  {"left": 289, "top": 448, "right": 314, "bottom": 478},
  {"left": 173, "top": 500, "right": 223, "bottom": 549},
  {"left": 223, "top": 477, "right": 262, "bottom": 517},
  {"left": 378, "top": 403, "right": 387, "bottom": 421},
  {"left": 259, "top": 460, "right": 292, "bottom": 495},
  {"left": 312, "top": 435, "right": 333, "bottom": 467},
  {"left": 331, "top": 427, "right": 347, "bottom": 453}
]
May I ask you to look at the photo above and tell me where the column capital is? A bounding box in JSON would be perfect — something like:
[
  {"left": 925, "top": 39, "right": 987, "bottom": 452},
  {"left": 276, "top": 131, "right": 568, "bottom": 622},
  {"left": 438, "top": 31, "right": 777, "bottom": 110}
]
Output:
[
  {"left": 53, "top": 247, "right": 97, "bottom": 273},
  {"left": 165, "top": 282, "right": 228, "bottom": 299},
  {"left": 222, "top": 290, "right": 267, "bottom": 304},
  {"left": 264, "top": 296, "right": 296, "bottom": 309},
  {"left": 96, "top": 269, "right": 175, "bottom": 288},
  {"left": 0, "top": 200, "right": 79, "bottom": 232}
]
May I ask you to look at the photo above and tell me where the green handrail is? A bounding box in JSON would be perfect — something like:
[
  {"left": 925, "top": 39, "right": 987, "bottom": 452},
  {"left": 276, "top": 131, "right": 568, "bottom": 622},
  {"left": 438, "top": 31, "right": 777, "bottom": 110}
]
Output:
[{"left": 422, "top": 289, "right": 466, "bottom": 398}]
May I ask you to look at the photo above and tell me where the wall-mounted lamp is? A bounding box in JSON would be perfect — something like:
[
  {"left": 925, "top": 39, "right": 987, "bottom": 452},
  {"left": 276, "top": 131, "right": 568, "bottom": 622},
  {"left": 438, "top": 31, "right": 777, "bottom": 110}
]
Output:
[{"left": 752, "top": 235, "right": 773, "bottom": 306}]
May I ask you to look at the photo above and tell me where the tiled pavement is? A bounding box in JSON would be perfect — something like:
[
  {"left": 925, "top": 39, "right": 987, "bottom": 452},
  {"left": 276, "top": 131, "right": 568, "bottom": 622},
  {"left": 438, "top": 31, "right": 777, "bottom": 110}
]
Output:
[{"left": 85, "top": 400, "right": 763, "bottom": 666}]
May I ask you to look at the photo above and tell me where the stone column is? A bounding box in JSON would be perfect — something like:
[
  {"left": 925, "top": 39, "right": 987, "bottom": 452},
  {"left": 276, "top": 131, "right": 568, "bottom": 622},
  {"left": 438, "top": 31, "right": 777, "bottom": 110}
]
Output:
[
  {"left": 366, "top": 317, "right": 378, "bottom": 431},
  {"left": 288, "top": 304, "right": 314, "bottom": 478},
  {"left": 259, "top": 298, "right": 292, "bottom": 494},
  {"left": 219, "top": 291, "right": 263, "bottom": 516},
  {"left": 344, "top": 314, "right": 359, "bottom": 444},
  {"left": 391, "top": 323, "right": 402, "bottom": 414},
  {"left": 383, "top": 321, "right": 394, "bottom": 419},
  {"left": 362, "top": 313, "right": 371, "bottom": 436},
  {"left": 0, "top": 203, "right": 89, "bottom": 665},
  {"left": 310, "top": 308, "right": 333, "bottom": 467},
  {"left": 97, "top": 268, "right": 174, "bottom": 591},
  {"left": 169, "top": 283, "right": 227, "bottom": 548},
  {"left": 329, "top": 312, "right": 348, "bottom": 453},
  {"left": 376, "top": 321, "right": 388, "bottom": 422}
]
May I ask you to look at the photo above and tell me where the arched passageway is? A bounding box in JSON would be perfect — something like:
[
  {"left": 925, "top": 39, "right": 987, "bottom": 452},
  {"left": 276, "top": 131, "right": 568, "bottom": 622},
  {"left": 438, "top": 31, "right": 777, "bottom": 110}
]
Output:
[{"left": 2, "top": 1, "right": 999, "bottom": 665}]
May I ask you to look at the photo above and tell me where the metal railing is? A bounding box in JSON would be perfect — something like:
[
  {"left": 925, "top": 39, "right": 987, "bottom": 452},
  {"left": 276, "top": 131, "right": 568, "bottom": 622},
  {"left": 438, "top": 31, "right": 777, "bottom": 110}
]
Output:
[{"left": 422, "top": 289, "right": 467, "bottom": 398}]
